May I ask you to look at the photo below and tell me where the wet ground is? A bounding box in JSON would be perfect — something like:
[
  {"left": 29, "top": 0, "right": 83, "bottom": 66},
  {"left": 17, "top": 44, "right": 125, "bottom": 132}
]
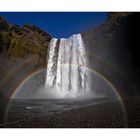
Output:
[
  {"left": 0, "top": 97, "right": 129, "bottom": 128},
  {"left": 0, "top": 96, "right": 140, "bottom": 128}
]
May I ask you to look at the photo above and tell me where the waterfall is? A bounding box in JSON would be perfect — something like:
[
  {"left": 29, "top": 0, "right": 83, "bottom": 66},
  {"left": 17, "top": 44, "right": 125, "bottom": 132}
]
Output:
[{"left": 45, "top": 34, "right": 92, "bottom": 98}]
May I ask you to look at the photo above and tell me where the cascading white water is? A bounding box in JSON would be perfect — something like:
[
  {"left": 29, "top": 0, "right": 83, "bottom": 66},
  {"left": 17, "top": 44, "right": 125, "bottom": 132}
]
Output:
[
  {"left": 13, "top": 34, "right": 117, "bottom": 99},
  {"left": 45, "top": 34, "right": 92, "bottom": 98}
]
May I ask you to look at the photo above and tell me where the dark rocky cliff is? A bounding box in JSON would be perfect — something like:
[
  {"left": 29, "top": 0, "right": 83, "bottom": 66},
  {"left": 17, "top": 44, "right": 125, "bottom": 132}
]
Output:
[
  {"left": 82, "top": 12, "right": 140, "bottom": 97},
  {"left": 0, "top": 16, "right": 52, "bottom": 98}
]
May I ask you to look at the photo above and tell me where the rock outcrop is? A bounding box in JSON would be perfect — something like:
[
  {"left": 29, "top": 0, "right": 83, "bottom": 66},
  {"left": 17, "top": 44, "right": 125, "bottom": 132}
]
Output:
[
  {"left": 0, "top": 16, "right": 52, "bottom": 98},
  {"left": 0, "top": 16, "right": 51, "bottom": 61},
  {"left": 82, "top": 12, "right": 140, "bottom": 96}
]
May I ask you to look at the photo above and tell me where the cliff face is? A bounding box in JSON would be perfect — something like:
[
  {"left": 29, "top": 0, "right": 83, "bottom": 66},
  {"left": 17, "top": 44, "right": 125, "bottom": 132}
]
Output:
[
  {"left": 0, "top": 16, "right": 52, "bottom": 98},
  {"left": 0, "top": 16, "right": 51, "bottom": 59},
  {"left": 82, "top": 12, "right": 140, "bottom": 96}
]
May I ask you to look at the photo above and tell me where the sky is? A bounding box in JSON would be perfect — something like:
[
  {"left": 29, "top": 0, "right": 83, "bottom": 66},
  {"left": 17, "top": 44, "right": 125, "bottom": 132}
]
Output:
[{"left": 0, "top": 12, "right": 107, "bottom": 38}]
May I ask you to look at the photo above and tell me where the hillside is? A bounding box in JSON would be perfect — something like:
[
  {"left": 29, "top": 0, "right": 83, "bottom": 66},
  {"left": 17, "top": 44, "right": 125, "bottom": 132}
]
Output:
[
  {"left": 0, "top": 16, "right": 51, "bottom": 59},
  {"left": 0, "top": 17, "right": 51, "bottom": 98},
  {"left": 82, "top": 12, "right": 140, "bottom": 97}
]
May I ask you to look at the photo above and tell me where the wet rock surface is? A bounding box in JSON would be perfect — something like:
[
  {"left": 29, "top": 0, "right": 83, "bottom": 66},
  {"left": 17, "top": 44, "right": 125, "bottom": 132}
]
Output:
[{"left": 1, "top": 96, "right": 140, "bottom": 128}]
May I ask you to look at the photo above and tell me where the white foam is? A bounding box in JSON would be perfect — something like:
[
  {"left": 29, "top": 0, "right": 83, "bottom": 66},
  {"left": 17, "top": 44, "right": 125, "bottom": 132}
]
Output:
[{"left": 45, "top": 34, "right": 92, "bottom": 98}]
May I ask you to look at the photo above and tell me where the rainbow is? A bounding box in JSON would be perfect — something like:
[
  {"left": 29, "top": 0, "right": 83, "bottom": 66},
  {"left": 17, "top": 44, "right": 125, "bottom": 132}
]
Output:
[{"left": 3, "top": 64, "right": 128, "bottom": 127}]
